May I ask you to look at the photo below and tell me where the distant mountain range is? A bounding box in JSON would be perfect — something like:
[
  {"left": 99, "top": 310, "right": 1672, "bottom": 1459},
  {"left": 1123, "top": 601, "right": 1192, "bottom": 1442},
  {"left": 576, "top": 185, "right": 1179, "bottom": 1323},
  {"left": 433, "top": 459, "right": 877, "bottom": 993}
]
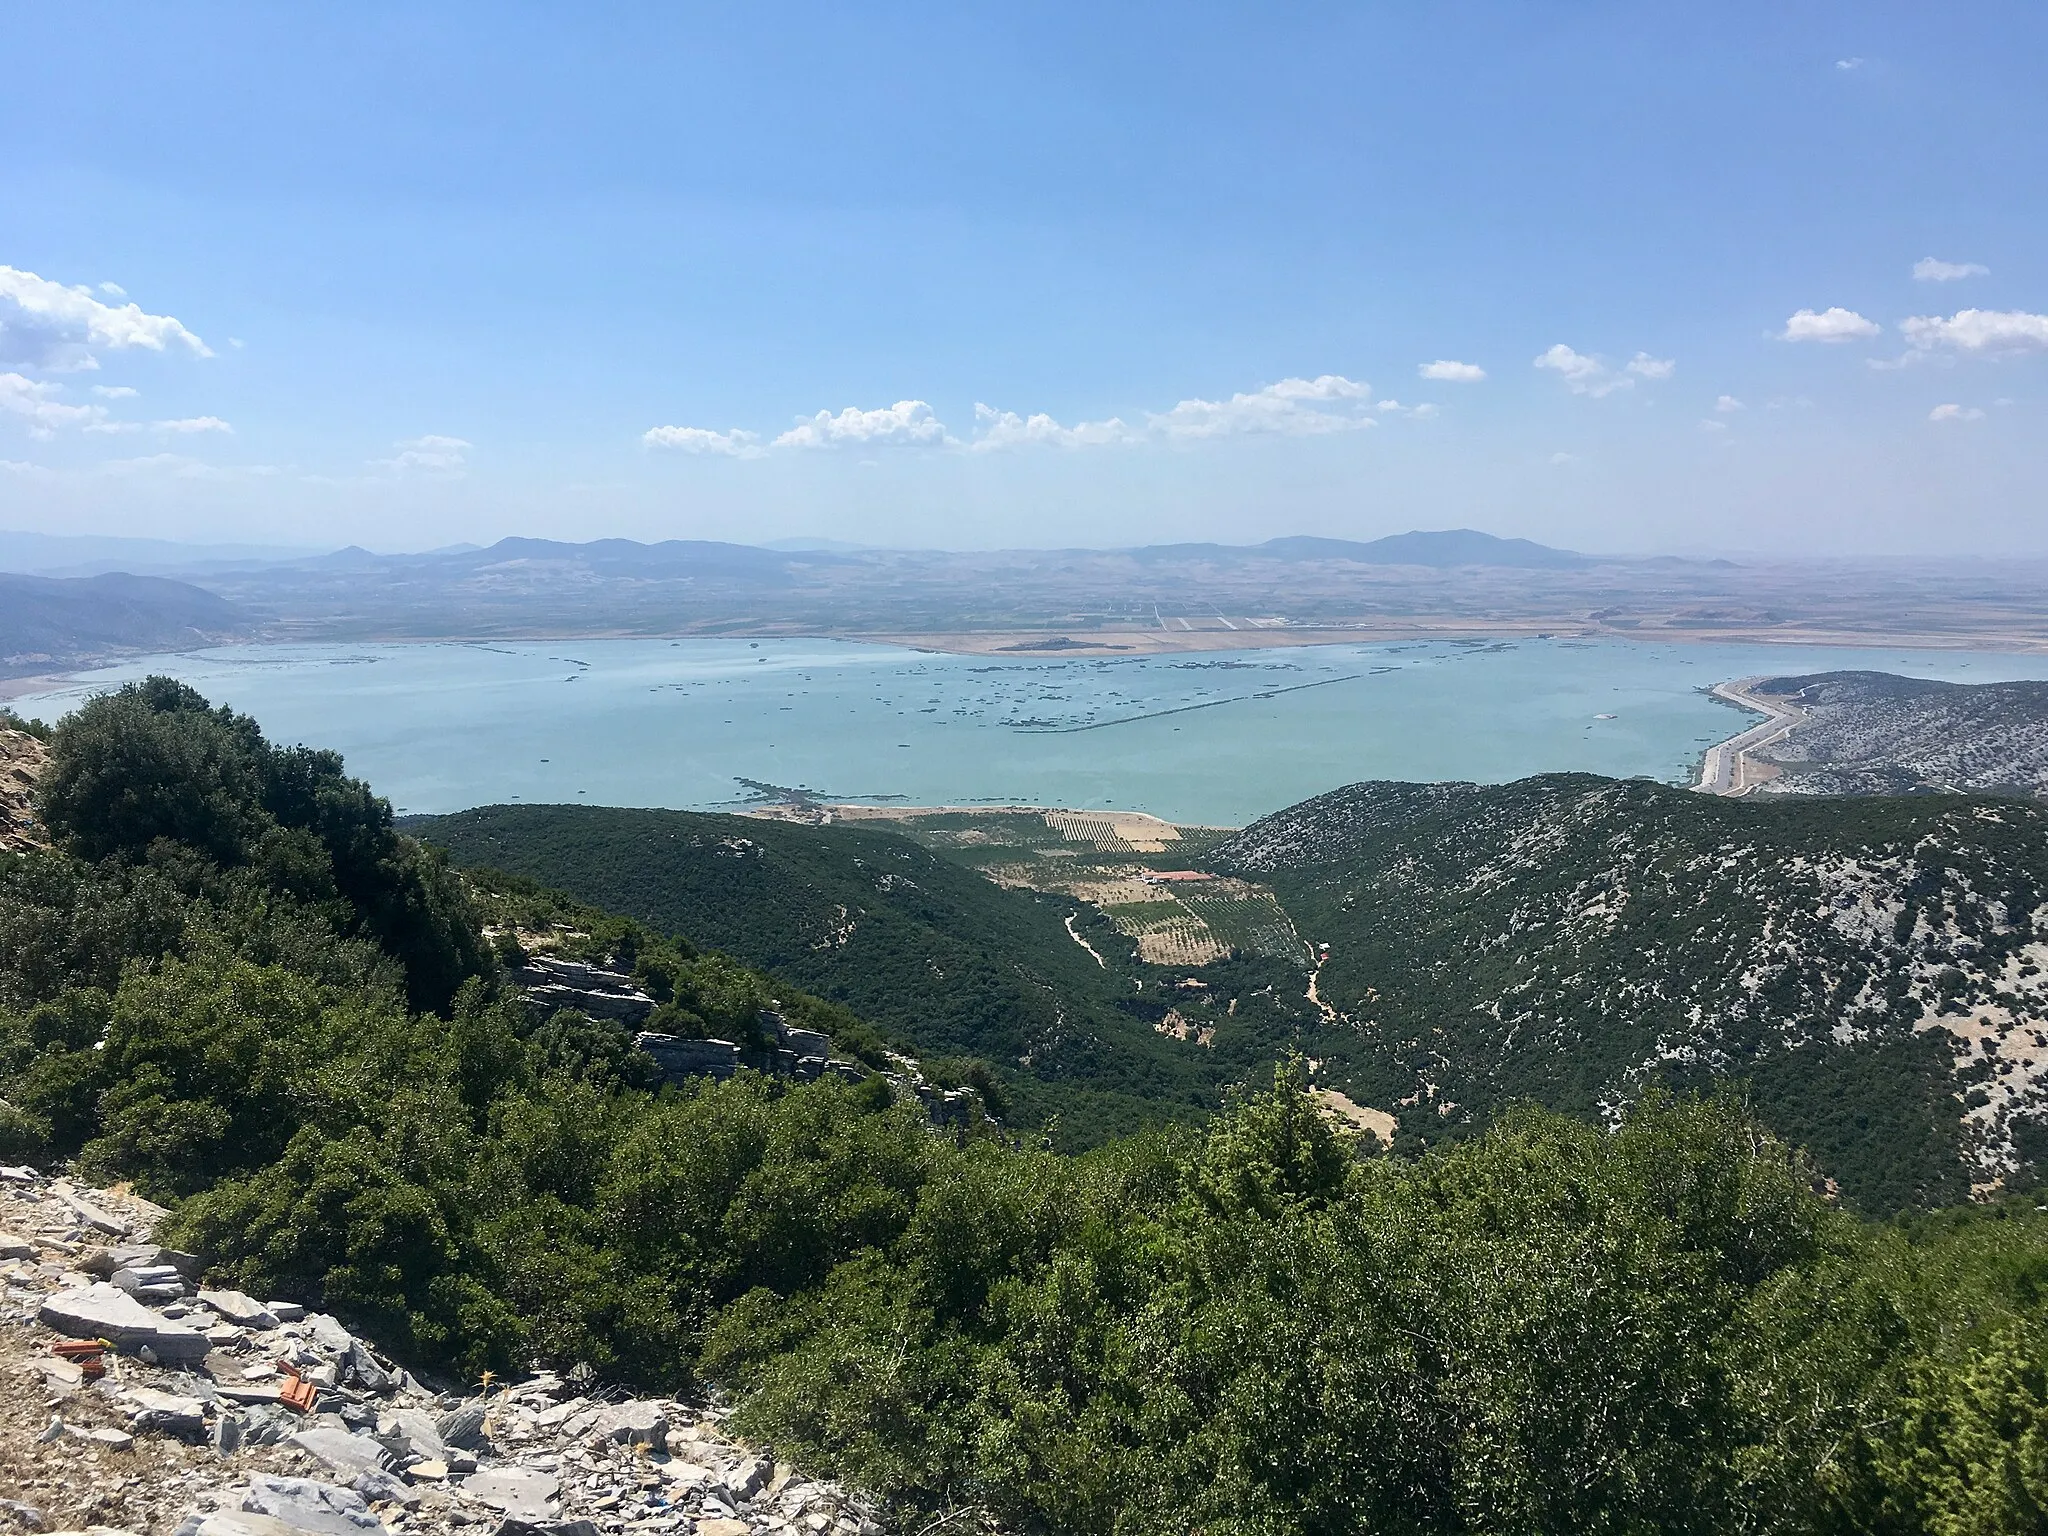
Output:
[
  {"left": 0, "top": 572, "right": 251, "bottom": 679},
  {"left": 0, "top": 529, "right": 322, "bottom": 577},
  {"left": 261, "top": 527, "right": 1600, "bottom": 575},
  {"left": 1125, "top": 529, "right": 1596, "bottom": 568},
  {"left": 3, "top": 526, "right": 2040, "bottom": 654}
]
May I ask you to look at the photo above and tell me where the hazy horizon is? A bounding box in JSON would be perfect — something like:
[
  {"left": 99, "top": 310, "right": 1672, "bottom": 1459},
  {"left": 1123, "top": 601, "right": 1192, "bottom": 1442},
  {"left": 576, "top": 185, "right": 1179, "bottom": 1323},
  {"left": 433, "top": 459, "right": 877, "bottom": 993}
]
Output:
[{"left": 2, "top": 4, "right": 2043, "bottom": 557}]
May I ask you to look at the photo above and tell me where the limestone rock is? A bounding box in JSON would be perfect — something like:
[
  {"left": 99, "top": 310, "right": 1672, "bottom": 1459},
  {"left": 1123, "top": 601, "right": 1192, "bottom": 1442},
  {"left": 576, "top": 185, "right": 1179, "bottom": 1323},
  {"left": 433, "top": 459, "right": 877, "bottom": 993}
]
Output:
[
  {"left": 38, "top": 1282, "right": 210, "bottom": 1363},
  {"left": 240, "top": 1475, "right": 381, "bottom": 1536},
  {"left": 384, "top": 1407, "right": 445, "bottom": 1461},
  {"left": 199, "top": 1290, "right": 280, "bottom": 1329},
  {"left": 193, "top": 1516, "right": 301, "bottom": 1536},
  {"left": 598, "top": 1400, "right": 666, "bottom": 1447},
  {"left": 459, "top": 1468, "right": 559, "bottom": 1520},
  {"left": 435, "top": 1400, "right": 489, "bottom": 1450},
  {"left": 124, "top": 1387, "right": 207, "bottom": 1437},
  {"left": 285, "top": 1425, "right": 392, "bottom": 1479}
]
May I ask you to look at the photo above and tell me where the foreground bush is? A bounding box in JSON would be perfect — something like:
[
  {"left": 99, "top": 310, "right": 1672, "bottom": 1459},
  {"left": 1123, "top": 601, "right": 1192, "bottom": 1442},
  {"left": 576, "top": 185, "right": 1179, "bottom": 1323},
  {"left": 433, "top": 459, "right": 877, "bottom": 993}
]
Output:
[{"left": 5, "top": 679, "right": 2048, "bottom": 1532}]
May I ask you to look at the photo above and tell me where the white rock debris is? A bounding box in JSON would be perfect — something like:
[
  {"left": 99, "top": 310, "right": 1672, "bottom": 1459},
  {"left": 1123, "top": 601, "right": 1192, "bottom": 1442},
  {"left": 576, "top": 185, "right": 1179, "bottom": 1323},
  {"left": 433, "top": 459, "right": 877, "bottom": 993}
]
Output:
[{"left": 0, "top": 1166, "right": 892, "bottom": 1536}]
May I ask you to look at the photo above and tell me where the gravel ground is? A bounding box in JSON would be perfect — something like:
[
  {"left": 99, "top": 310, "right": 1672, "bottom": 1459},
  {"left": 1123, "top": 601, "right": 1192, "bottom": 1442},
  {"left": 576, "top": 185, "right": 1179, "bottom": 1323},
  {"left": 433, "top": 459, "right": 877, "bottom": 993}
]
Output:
[{"left": 0, "top": 1165, "right": 896, "bottom": 1536}]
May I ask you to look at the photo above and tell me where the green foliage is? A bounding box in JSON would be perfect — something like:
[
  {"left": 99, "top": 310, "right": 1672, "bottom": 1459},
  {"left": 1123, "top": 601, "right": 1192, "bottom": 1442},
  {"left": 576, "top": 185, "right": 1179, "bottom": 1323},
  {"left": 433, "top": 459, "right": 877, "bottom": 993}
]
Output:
[
  {"left": 35, "top": 678, "right": 482, "bottom": 1012},
  {"left": 416, "top": 805, "right": 1233, "bottom": 1145},
  {"left": 10, "top": 684, "right": 2048, "bottom": 1530},
  {"left": 0, "top": 706, "right": 51, "bottom": 740},
  {"left": 1218, "top": 773, "right": 2048, "bottom": 1212}
]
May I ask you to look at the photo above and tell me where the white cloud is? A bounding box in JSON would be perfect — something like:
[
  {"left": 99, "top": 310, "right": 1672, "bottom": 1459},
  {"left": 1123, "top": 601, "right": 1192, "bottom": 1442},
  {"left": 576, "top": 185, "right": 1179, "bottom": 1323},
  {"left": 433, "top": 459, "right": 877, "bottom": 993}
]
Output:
[
  {"left": 0, "top": 372, "right": 106, "bottom": 436},
  {"left": 96, "top": 452, "right": 275, "bottom": 481},
  {"left": 1914, "top": 257, "right": 1989, "bottom": 283},
  {"left": 1549, "top": 451, "right": 1576, "bottom": 464},
  {"left": 1780, "top": 307, "right": 1880, "bottom": 343},
  {"left": 1700, "top": 418, "right": 1729, "bottom": 432},
  {"left": 1835, "top": 57, "right": 1865, "bottom": 71},
  {"left": 1928, "top": 402, "right": 1985, "bottom": 422},
  {"left": 1900, "top": 309, "right": 2048, "bottom": 355},
  {"left": 98, "top": 282, "right": 126, "bottom": 298},
  {"left": 1715, "top": 394, "right": 1745, "bottom": 413},
  {"left": 1534, "top": 344, "right": 1670, "bottom": 397},
  {"left": 968, "top": 404, "right": 1137, "bottom": 451},
  {"left": 90, "top": 384, "right": 138, "bottom": 399},
  {"left": 774, "top": 400, "right": 949, "bottom": 450},
  {"left": 154, "top": 415, "right": 232, "bottom": 434},
  {"left": 1148, "top": 375, "right": 1374, "bottom": 438},
  {"left": 642, "top": 424, "right": 766, "bottom": 458},
  {"left": 0, "top": 265, "right": 211, "bottom": 371},
  {"left": 372, "top": 434, "right": 471, "bottom": 475},
  {"left": 1418, "top": 359, "right": 1486, "bottom": 383}
]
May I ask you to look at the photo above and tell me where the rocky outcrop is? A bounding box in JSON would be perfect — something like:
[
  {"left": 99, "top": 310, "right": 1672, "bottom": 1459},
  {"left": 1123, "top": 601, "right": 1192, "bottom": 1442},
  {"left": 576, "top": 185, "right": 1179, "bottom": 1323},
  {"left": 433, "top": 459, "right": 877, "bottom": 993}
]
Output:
[
  {"left": 510, "top": 955, "right": 656, "bottom": 1026},
  {"left": 0, "top": 1164, "right": 892, "bottom": 1535},
  {"left": 0, "top": 728, "right": 46, "bottom": 855}
]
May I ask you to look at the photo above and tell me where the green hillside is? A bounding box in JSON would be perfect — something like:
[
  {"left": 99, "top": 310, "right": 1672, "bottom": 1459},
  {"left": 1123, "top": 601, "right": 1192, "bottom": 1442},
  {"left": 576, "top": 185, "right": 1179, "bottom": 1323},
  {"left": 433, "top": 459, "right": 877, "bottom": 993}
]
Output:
[
  {"left": 1215, "top": 773, "right": 2048, "bottom": 1212},
  {"left": 415, "top": 804, "right": 1275, "bottom": 1144},
  {"left": 13, "top": 682, "right": 2048, "bottom": 1531}
]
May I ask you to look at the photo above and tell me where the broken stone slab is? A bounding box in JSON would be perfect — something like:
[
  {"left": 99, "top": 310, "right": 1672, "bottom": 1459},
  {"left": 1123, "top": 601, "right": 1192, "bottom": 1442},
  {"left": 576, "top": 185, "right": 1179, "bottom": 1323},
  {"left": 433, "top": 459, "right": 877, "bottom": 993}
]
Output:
[
  {"left": 598, "top": 1400, "right": 667, "bottom": 1447},
  {"left": 190, "top": 1516, "right": 302, "bottom": 1536},
  {"left": 306, "top": 1313, "right": 356, "bottom": 1355},
  {"left": 216, "top": 1384, "right": 284, "bottom": 1406},
  {"left": 343, "top": 1340, "right": 392, "bottom": 1394},
  {"left": 457, "top": 1469, "right": 559, "bottom": 1521},
  {"left": 200, "top": 1290, "right": 280, "bottom": 1329},
  {"left": 723, "top": 1458, "right": 770, "bottom": 1500},
  {"left": 125, "top": 1386, "right": 208, "bottom": 1437},
  {"left": 384, "top": 1407, "right": 446, "bottom": 1461},
  {"left": 112, "top": 1269, "right": 182, "bottom": 1294},
  {"left": 267, "top": 1301, "right": 306, "bottom": 1323},
  {"left": 351, "top": 1468, "right": 419, "bottom": 1510},
  {"left": 695, "top": 1521, "right": 750, "bottom": 1536},
  {"left": 50, "top": 1190, "right": 130, "bottom": 1237},
  {"left": 112, "top": 1265, "right": 185, "bottom": 1304},
  {"left": 0, "top": 1231, "right": 33, "bottom": 1260},
  {"left": 530, "top": 1397, "right": 586, "bottom": 1429},
  {"left": 241, "top": 1475, "right": 382, "bottom": 1536},
  {"left": 38, "top": 1283, "right": 209, "bottom": 1363},
  {"left": 286, "top": 1425, "right": 393, "bottom": 1479},
  {"left": 490, "top": 1522, "right": 599, "bottom": 1536},
  {"left": 83, "top": 1244, "right": 199, "bottom": 1279},
  {"left": 435, "top": 1400, "right": 489, "bottom": 1450}
]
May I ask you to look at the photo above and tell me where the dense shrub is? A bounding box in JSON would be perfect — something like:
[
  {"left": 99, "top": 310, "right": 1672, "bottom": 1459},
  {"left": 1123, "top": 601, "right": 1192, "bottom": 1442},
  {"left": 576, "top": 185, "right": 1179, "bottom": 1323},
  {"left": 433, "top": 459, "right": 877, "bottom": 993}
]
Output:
[{"left": 5, "top": 680, "right": 2048, "bottom": 1532}]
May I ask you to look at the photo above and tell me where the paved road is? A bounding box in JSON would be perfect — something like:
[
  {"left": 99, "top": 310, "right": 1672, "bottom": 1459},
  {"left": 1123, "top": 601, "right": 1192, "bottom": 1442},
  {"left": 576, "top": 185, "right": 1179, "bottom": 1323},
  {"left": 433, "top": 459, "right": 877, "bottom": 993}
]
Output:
[{"left": 1695, "top": 679, "right": 1805, "bottom": 795}]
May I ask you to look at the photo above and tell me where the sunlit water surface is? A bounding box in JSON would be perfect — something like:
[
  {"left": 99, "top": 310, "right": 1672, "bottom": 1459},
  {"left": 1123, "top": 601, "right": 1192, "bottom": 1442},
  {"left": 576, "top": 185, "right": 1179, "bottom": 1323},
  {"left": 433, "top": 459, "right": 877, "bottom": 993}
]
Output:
[{"left": 19, "top": 638, "right": 2048, "bottom": 827}]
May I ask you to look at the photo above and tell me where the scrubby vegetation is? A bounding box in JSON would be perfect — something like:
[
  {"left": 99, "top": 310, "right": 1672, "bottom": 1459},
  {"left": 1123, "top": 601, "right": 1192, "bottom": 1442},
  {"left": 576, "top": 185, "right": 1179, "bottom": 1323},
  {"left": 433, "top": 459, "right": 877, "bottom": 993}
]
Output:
[
  {"left": 417, "top": 803, "right": 1248, "bottom": 1146},
  {"left": 1217, "top": 773, "right": 2048, "bottom": 1211},
  {"left": 6, "top": 681, "right": 2048, "bottom": 1532}
]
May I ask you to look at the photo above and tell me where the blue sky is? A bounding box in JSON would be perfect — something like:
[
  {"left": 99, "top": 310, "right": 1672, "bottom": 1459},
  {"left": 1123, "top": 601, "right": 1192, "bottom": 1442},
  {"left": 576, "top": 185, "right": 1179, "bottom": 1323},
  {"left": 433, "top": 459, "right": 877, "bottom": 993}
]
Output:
[{"left": 1, "top": 3, "right": 2043, "bottom": 554}]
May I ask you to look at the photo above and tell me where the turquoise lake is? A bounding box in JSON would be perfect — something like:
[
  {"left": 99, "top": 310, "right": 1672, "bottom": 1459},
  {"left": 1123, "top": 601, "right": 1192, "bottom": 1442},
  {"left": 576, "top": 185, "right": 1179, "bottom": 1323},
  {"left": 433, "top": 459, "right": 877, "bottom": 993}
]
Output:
[{"left": 17, "top": 638, "right": 2048, "bottom": 827}]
